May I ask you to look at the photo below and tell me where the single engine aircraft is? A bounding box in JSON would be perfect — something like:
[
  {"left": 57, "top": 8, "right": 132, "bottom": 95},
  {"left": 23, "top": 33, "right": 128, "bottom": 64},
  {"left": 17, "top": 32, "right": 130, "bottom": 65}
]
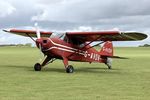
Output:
[{"left": 3, "top": 27, "right": 147, "bottom": 73}]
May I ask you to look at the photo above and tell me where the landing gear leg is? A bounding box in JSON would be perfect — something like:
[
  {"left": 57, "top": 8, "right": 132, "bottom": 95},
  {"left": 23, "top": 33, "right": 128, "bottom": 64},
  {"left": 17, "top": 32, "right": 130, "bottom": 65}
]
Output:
[
  {"left": 63, "top": 57, "right": 74, "bottom": 73},
  {"left": 34, "top": 56, "right": 51, "bottom": 71}
]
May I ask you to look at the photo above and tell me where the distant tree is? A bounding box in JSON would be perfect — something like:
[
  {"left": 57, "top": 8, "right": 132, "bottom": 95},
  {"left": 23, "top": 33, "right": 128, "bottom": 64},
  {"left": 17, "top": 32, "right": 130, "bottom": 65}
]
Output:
[
  {"left": 25, "top": 43, "right": 32, "bottom": 47},
  {"left": 17, "top": 44, "right": 24, "bottom": 47},
  {"left": 139, "top": 44, "right": 150, "bottom": 47}
]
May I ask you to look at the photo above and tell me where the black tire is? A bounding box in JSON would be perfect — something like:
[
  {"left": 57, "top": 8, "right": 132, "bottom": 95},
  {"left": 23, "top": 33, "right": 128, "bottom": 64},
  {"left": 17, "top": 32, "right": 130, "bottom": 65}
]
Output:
[
  {"left": 66, "top": 65, "right": 74, "bottom": 73},
  {"left": 106, "top": 58, "right": 112, "bottom": 69},
  {"left": 105, "top": 63, "right": 112, "bottom": 69},
  {"left": 108, "top": 65, "right": 111, "bottom": 69},
  {"left": 34, "top": 63, "right": 42, "bottom": 71}
]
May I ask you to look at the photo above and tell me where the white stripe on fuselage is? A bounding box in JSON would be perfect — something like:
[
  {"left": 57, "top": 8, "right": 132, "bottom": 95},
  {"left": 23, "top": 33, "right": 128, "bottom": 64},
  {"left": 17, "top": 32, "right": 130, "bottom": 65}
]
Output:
[
  {"left": 44, "top": 46, "right": 85, "bottom": 56},
  {"left": 43, "top": 38, "right": 86, "bottom": 55}
]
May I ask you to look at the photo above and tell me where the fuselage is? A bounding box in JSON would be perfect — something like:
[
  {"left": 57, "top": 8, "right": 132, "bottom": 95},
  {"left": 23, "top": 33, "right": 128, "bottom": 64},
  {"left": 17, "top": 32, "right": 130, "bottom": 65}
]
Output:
[{"left": 36, "top": 37, "right": 105, "bottom": 63}]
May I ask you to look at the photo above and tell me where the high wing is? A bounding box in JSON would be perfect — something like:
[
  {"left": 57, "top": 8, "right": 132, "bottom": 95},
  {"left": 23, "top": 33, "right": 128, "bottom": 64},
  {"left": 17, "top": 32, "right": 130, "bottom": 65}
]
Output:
[
  {"left": 66, "top": 31, "right": 147, "bottom": 43},
  {"left": 3, "top": 29, "right": 147, "bottom": 43},
  {"left": 3, "top": 29, "right": 52, "bottom": 37}
]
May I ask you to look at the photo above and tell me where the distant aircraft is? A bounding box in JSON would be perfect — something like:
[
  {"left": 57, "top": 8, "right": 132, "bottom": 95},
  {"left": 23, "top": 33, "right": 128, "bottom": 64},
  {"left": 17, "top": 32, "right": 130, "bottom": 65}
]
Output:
[{"left": 3, "top": 27, "right": 147, "bottom": 73}]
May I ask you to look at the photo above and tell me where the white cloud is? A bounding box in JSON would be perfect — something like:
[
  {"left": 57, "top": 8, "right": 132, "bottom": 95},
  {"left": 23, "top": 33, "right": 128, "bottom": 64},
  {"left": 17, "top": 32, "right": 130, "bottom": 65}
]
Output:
[
  {"left": 31, "top": 0, "right": 87, "bottom": 22},
  {"left": 30, "top": 0, "right": 150, "bottom": 23},
  {"left": 0, "top": 0, "right": 16, "bottom": 18},
  {"left": 0, "top": 0, "right": 150, "bottom": 46}
]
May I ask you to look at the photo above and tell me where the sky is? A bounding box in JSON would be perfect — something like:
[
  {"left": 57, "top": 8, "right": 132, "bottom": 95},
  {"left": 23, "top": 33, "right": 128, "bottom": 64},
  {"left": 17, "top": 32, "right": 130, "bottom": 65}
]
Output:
[{"left": 0, "top": 0, "right": 150, "bottom": 46}]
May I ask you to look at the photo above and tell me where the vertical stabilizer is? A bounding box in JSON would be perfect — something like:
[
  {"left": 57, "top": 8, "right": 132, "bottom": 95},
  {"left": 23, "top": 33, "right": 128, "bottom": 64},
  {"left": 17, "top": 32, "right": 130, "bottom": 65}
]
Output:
[{"left": 99, "top": 41, "right": 113, "bottom": 57}]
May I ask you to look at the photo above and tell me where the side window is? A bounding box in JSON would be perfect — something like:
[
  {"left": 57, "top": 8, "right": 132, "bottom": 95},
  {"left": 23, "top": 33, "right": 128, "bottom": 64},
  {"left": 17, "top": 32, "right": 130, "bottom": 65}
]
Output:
[
  {"left": 70, "top": 38, "right": 84, "bottom": 46},
  {"left": 59, "top": 33, "right": 66, "bottom": 40},
  {"left": 79, "top": 43, "right": 85, "bottom": 48},
  {"left": 63, "top": 35, "right": 84, "bottom": 47},
  {"left": 64, "top": 35, "right": 69, "bottom": 43}
]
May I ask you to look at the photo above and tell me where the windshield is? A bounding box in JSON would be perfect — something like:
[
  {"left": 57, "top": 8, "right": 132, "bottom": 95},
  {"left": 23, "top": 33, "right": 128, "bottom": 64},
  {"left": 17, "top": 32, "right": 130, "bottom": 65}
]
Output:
[{"left": 50, "top": 32, "right": 65, "bottom": 40}]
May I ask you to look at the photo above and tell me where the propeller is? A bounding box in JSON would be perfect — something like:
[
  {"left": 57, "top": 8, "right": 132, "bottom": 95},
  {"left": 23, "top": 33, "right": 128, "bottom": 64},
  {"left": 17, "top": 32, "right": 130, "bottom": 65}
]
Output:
[
  {"left": 34, "top": 22, "right": 44, "bottom": 62},
  {"left": 34, "top": 22, "right": 41, "bottom": 39}
]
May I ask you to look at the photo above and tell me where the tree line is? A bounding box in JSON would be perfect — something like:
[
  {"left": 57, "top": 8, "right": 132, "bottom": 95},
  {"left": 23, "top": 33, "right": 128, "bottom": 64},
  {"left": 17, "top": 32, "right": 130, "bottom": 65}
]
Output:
[{"left": 0, "top": 43, "right": 32, "bottom": 47}]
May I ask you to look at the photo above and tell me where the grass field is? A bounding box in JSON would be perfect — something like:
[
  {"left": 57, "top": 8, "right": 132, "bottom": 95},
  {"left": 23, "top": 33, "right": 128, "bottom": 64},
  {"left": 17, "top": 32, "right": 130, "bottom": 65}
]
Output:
[{"left": 0, "top": 47, "right": 150, "bottom": 100}]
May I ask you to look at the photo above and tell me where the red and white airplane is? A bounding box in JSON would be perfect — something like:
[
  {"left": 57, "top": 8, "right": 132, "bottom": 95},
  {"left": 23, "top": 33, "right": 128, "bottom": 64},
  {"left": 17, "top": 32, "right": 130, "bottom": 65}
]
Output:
[{"left": 3, "top": 27, "right": 147, "bottom": 73}]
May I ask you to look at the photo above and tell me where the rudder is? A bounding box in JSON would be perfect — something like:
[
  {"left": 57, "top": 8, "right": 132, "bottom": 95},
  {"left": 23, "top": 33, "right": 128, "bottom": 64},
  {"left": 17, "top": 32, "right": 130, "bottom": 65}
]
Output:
[{"left": 99, "top": 41, "right": 113, "bottom": 57}]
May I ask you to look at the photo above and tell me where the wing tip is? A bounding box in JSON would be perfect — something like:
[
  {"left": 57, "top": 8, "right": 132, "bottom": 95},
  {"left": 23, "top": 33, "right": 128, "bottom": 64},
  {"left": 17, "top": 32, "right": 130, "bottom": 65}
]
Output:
[
  {"left": 3, "top": 29, "right": 10, "bottom": 32},
  {"left": 121, "top": 31, "right": 148, "bottom": 40}
]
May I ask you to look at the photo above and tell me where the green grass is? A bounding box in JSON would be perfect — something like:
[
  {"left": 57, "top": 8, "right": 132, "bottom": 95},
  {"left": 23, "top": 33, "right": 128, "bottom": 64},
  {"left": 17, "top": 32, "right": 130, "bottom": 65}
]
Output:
[{"left": 0, "top": 47, "right": 150, "bottom": 100}]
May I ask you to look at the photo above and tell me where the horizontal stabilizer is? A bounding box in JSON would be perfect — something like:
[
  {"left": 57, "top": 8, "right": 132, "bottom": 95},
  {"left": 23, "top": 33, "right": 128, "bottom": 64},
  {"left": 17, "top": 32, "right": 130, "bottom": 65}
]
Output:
[{"left": 108, "top": 56, "right": 129, "bottom": 59}]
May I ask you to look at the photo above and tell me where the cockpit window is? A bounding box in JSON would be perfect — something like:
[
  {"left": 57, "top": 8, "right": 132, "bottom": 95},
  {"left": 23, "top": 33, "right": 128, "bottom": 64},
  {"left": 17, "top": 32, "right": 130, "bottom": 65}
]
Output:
[{"left": 50, "top": 32, "right": 65, "bottom": 40}]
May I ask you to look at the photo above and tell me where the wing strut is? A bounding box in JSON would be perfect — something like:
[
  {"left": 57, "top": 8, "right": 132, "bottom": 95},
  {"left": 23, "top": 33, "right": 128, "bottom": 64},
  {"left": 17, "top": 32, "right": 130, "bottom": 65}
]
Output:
[
  {"left": 25, "top": 33, "right": 36, "bottom": 42},
  {"left": 81, "top": 35, "right": 102, "bottom": 49},
  {"left": 86, "top": 41, "right": 105, "bottom": 50}
]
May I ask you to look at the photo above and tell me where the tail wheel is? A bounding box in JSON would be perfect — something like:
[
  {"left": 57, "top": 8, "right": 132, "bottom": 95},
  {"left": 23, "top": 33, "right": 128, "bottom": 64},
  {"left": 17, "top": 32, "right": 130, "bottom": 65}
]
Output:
[
  {"left": 107, "top": 64, "right": 112, "bottom": 69},
  {"left": 34, "top": 63, "right": 42, "bottom": 71},
  {"left": 106, "top": 58, "right": 112, "bottom": 69},
  {"left": 66, "top": 65, "right": 74, "bottom": 73}
]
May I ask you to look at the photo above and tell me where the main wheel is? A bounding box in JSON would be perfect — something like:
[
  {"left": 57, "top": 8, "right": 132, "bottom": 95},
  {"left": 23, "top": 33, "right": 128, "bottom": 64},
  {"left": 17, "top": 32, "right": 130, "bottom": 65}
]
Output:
[
  {"left": 66, "top": 65, "right": 74, "bottom": 73},
  {"left": 34, "top": 63, "right": 42, "bottom": 71}
]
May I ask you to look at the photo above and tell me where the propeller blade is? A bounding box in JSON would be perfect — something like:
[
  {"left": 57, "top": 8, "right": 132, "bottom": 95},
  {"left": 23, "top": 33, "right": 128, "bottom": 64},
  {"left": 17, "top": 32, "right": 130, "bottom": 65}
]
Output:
[
  {"left": 34, "top": 22, "right": 41, "bottom": 39},
  {"left": 34, "top": 22, "right": 44, "bottom": 62}
]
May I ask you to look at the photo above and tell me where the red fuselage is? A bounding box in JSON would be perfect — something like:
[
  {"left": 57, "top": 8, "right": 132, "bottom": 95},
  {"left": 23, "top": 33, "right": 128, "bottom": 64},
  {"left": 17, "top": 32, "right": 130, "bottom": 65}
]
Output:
[{"left": 36, "top": 37, "right": 105, "bottom": 63}]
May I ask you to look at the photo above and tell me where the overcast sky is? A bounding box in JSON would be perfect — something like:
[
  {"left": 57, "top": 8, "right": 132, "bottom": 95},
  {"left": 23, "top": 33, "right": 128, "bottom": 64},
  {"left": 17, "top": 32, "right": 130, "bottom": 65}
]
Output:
[{"left": 0, "top": 0, "right": 150, "bottom": 46}]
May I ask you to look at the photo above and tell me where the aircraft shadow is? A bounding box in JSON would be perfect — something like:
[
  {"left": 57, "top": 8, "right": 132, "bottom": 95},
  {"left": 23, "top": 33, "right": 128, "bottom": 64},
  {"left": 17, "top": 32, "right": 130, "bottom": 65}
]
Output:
[
  {"left": 75, "top": 67, "right": 121, "bottom": 74},
  {"left": 1, "top": 65, "right": 121, "bottom": 74},
  {"left": 1, "top": 65, "right": 30, "bottom": 69},
  {"left": 42, "top": 66, "right": 121, "bottom": 74}
]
